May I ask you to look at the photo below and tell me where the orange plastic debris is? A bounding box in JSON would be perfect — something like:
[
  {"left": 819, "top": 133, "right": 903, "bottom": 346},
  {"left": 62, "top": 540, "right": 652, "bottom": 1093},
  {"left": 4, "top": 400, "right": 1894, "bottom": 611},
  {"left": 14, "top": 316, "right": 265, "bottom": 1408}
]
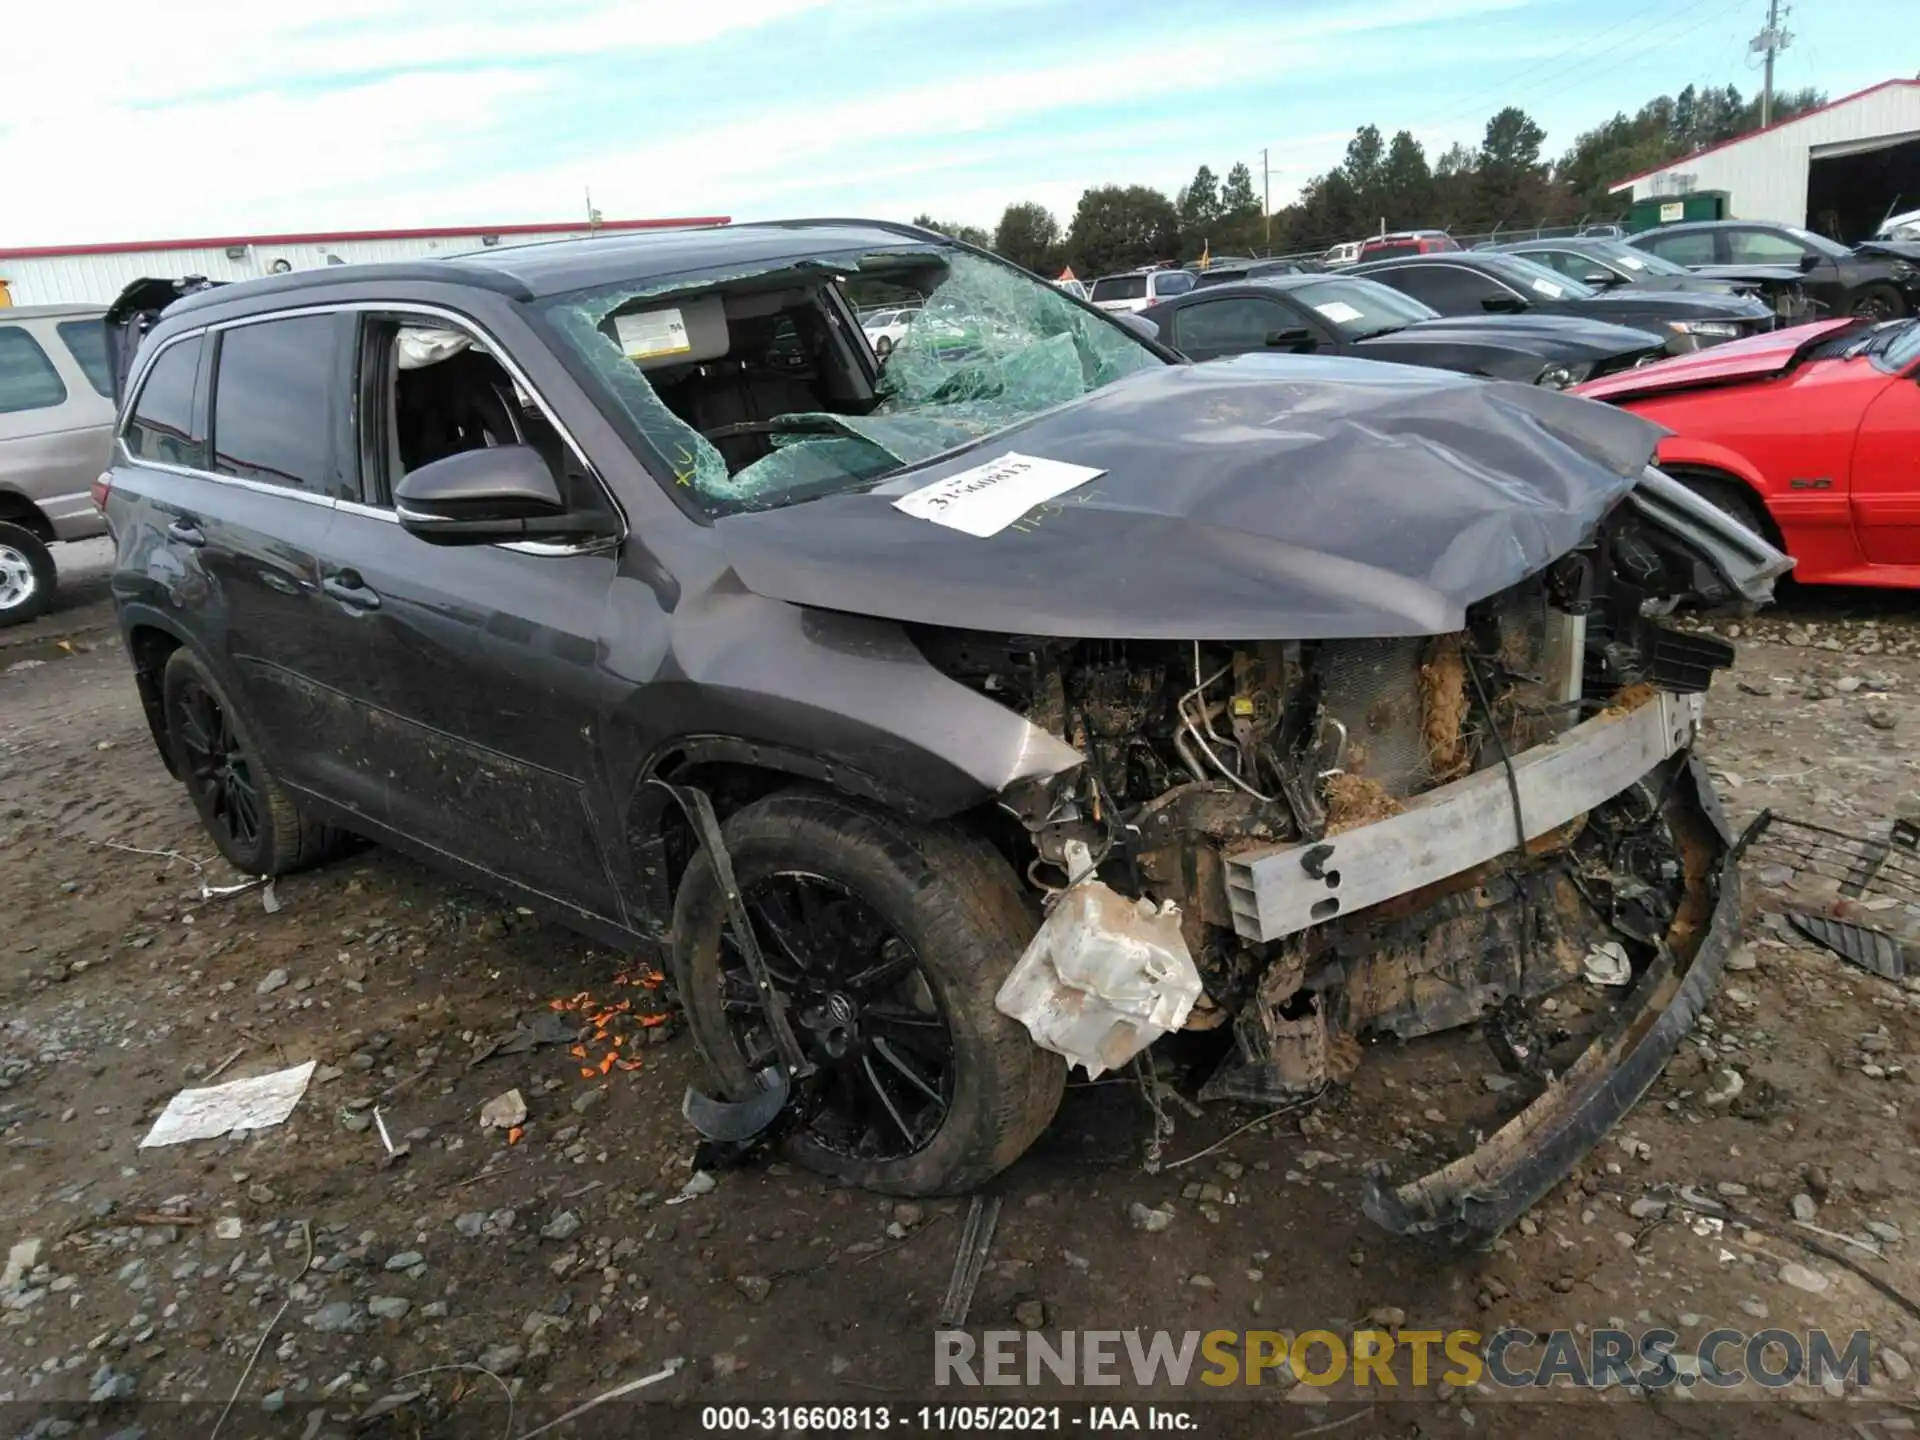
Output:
[
  {"left": 598, "top": 1053, "right": 615, "bottom": 1075},
  {"left": 579, "top": 1066, "right": 596, "bottom": 1079},
  {"left": 506, "top": 1126, "right": 523, "bottom": 1144},
  {"left": 617, "top": 1058, "right": 643, "bottom": 1072},
  {"left": 568, "top": 1045, "right": 587, "bottom": 1059},
  {"left": 637, "top": 1012, "right": 671, "bottom": 1028}
]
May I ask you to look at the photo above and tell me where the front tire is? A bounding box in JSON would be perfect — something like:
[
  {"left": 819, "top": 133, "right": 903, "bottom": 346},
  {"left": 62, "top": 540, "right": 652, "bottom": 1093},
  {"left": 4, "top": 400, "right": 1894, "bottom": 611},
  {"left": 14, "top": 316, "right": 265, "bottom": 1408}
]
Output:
[
  {"left": 0, "top": 523, "right": 56, "bottom": 628},
  {"left": 1673, "top": 471, "right": 1773, "bottom": 543},
  {"left": 669, "top": 790, "right": 1065, "bottom": 1195},
  {"left": 1850, "top": 283, "right": 1906, "bottom": 321},
  {"left": 162, "top": 648, "right": 343, "bottom": 875}
]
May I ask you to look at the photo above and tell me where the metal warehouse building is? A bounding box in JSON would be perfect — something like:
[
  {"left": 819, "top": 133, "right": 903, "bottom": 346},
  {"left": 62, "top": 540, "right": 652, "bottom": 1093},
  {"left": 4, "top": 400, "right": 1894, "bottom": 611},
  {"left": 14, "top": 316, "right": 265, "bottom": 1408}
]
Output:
[
  {"left": 1610, "top": 77, "right": 1920, "bottom": 240},
  {"left": 0, "top": 216, "right": 730, "bottom": 308}
]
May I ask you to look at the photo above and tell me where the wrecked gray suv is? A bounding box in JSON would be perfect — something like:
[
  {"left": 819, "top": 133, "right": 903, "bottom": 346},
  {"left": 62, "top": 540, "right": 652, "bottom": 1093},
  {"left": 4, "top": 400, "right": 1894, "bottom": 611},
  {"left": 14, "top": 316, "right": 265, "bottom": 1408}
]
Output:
[{"left": 100, "top": 222, "right": 1789, "bottom": 1241}]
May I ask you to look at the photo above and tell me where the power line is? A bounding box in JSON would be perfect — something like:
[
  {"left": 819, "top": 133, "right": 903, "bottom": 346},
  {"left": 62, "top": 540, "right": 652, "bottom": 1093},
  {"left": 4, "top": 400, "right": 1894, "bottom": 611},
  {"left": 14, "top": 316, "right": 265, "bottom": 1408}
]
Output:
[
  {"left": 1416, "top": 0, "right": 1692, "bottom": 131},
  {"left": 1411, "top": 0, "right": 1746, "bottom": 139}
]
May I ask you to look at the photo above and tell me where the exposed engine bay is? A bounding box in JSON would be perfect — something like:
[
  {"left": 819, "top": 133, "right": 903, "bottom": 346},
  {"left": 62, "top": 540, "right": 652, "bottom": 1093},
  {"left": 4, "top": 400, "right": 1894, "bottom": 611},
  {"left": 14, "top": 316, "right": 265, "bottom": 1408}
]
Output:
[{"left": 914, "top": 486, "right": 1755, "bottom": 1239}]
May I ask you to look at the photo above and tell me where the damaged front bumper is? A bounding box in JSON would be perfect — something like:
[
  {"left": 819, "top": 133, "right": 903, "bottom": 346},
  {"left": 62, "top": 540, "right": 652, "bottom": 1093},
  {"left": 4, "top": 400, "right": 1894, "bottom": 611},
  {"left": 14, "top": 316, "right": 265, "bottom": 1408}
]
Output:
[
  {"left": 1361, "top": 751, "right": 1737, "bottom": 1243},
  {"left": 1216, "top": 692, "right": 1737, "bottom": 1244},
  {"left": 1222, "top": 689, "right": 1703, "bottom": 942}
]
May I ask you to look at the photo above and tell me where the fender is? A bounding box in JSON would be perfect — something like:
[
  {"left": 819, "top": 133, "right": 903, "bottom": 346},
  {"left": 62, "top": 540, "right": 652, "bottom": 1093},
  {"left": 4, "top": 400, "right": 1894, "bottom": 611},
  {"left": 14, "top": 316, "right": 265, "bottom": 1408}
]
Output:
[
  {"left": 1653, "top": 437, "right": 1772, "bottom": 501},
  {"left": 116, "top": 602, "right": 199, "bottom": 778},
  {"left": 620, "top": 734, "right": 931, "bottom": 938}
]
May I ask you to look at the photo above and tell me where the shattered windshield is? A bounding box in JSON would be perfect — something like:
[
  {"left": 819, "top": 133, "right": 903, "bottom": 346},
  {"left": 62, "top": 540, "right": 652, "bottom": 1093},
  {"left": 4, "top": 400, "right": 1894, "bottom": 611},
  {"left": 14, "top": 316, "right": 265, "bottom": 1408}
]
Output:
[{"left": 537, "top": 245, "right": 1162, "bottom": 518}]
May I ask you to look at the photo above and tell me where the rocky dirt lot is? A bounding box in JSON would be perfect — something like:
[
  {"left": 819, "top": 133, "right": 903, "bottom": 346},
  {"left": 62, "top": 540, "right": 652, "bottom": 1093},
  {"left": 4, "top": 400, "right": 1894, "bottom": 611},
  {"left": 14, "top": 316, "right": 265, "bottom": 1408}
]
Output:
[{"left": 3, "top": 545, "right": 1919, "bottom": 1438}]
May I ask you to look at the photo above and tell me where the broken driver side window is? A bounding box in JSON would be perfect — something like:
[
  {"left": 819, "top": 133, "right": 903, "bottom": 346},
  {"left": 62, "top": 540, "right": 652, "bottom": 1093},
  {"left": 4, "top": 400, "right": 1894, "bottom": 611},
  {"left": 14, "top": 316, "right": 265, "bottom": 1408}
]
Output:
[{"left": 355, "top": 317, "right": 607, "bottom": 517}]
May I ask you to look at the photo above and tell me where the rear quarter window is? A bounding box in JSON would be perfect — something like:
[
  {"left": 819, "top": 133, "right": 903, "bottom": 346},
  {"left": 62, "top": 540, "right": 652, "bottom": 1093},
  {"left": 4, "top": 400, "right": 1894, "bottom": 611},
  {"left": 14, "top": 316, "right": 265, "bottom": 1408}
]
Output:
[
  {"left": 124, "top": 337, "right": 205, "bottom": 468},
  {"left": 0, "top": 325, "right": 69, "bottom": 415},
  {"left": 56, "top": 319, "right": 114, "bottom": 397},
  {"left": 1639, "top": 230, "right": 1717, "bottom": 267}
]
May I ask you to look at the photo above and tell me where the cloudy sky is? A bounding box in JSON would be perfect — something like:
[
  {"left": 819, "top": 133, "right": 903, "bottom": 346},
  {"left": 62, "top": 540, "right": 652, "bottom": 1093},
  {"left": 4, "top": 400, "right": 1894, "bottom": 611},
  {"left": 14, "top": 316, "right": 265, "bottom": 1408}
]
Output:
[{"left": 3, "top": 0, "right": 1891, "bottom": 245}]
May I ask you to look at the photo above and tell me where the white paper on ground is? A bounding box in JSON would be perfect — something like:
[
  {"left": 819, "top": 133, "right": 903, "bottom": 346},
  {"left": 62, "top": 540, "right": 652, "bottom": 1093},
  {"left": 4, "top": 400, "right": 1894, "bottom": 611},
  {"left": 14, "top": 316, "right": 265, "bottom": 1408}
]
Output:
[
  {"left": 893, "top": 453, "right": 1105, "bottom": 537},
  {"left": 140, "top": 1060, "right": 316, "bottom": 1148}
]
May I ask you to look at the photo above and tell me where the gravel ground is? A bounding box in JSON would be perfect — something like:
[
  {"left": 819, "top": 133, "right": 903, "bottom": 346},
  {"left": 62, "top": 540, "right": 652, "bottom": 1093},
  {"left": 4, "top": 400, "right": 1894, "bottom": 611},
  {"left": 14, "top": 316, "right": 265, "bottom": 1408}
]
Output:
[{"left": 2, "top": 566, "right": 1919, "bottom": 1437}]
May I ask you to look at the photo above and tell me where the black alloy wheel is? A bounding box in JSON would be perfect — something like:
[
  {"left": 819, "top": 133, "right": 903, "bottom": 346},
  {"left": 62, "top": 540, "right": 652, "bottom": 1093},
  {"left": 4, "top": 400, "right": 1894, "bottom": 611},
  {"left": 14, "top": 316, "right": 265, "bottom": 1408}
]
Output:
[
  {"left": 720, "top": 872, "right": 954, "bottom": 1161},
  {"left": 172, "top": 676, "right": 263, "bottom": 853},
  {"left": 669, "top": 789, "right": 1066, "bottom": 1195},
  {"left": 160, "top": 648, "right": 346, "bottom": 875}
]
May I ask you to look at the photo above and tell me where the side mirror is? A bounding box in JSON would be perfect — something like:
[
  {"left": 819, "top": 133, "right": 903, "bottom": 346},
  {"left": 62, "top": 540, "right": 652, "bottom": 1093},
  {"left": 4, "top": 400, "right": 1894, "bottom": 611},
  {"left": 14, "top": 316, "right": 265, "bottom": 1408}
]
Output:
[
  {"left": 395, "top": 445, "right": 615, "bottom": 546},
  {"left": 1265, "top": 327, "right": 1314, "bottom": 350},
  {"left": 1798, "top": 254, "right": 1820, "bottom": 273},
  {"left": 1113, "top": 312, "right": 1160, "bottom": 341},
  {"left": 1583, "top": 270, "right": 1621, "bottom": 289},
  {"left": 1481, "top": 293, "right": 1529, "bottom": 314}
]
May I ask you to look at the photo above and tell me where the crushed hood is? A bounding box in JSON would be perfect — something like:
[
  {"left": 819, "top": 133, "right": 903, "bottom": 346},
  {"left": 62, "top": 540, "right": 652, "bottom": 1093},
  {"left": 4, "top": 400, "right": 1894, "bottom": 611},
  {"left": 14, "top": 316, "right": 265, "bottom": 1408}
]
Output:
[
  {"left": 1858, "top": 239, "right": 1920, "bottom": 265},
  {"left": 716, "top": 355, "right": 1667, "bottom": 641},
  {"left": 1572, "top": 317, "right": 1860, "bottom": 403}
]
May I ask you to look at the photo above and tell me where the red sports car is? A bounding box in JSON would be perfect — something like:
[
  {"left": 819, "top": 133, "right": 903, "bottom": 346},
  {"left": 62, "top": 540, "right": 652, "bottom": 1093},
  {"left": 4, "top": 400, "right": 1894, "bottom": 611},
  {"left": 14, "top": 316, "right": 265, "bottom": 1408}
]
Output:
[{"left": 1573, "top": 317, "right": 1920, "bottom": 587}]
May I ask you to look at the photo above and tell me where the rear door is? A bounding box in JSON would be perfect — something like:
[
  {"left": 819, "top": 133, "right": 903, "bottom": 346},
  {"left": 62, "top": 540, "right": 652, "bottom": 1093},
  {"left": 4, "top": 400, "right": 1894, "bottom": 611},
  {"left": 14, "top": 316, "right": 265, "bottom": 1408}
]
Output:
[
  {"left": 195, "top": 313, "right": 358, "bottom": 792},
  {"left": 299, "top": 308, "right": 628, "bottom": 924},
  {"left": 108, "top": 315, "right": 345, "bottom": 796},
  {"left": 0, "top": 317, "right": 114, "bottom": 538}
]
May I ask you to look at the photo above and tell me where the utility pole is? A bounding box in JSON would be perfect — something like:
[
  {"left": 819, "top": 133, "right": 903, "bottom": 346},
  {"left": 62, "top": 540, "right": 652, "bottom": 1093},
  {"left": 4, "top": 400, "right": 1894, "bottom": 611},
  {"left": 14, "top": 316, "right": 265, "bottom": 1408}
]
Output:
[
  {"left": 1261, "top": 147, "right": 1271, "bottom": 253},
  {"left": 1751, "top": 0, "right": 1793, "bottom": 126}
]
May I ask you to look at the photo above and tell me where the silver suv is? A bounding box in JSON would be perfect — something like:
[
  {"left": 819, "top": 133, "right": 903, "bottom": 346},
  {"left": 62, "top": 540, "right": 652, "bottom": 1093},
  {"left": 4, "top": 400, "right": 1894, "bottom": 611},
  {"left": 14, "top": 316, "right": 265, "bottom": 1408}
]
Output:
[{"left": 0, "top": 305, "right": 115, "bottom": 624}]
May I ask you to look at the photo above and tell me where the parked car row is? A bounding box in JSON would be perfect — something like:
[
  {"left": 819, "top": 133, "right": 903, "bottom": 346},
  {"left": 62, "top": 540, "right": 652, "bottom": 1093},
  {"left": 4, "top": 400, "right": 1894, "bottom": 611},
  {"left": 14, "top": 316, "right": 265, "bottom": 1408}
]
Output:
[
  {"left": 1137, "top": 272, "right": 1673, "bottom": 385},
  {"left": 1107, "top": 217, "right": 1920, "bottom": 596}
]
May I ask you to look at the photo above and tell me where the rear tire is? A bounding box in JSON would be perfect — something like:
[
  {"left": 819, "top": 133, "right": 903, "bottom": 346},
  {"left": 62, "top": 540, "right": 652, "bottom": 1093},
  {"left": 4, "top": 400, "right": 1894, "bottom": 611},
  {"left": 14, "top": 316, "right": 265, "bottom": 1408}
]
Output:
[
  {"left": 0, "top": 523, "right": 55, "bottom": 628},
  {"left": 669, "top": 789, "right": 1065, "bottom": 1195},
  {"left": 161, "top": 648, "right": 345, "bottom": 875}
]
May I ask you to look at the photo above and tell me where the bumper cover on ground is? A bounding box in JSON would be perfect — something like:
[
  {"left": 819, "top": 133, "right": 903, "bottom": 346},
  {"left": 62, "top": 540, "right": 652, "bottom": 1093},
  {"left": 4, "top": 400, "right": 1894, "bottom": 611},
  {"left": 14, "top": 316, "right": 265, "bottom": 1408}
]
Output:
[{"left": 1359, "top": 750, "right": 1738, "bottom": 1243}]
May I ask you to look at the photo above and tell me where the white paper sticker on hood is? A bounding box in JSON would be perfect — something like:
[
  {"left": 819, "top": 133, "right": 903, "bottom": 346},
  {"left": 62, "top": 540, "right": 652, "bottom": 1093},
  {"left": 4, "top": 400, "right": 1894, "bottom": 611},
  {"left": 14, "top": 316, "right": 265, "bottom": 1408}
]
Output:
[{"left": 893, "top": 453, "right": 1105, "bottom": 537}]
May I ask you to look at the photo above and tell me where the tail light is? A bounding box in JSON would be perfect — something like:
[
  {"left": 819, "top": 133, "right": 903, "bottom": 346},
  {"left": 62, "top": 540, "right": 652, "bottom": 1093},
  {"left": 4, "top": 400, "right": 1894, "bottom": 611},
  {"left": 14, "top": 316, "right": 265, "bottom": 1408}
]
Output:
[{"left": 91, "top": 471, "right": 112, "bottom": 511}]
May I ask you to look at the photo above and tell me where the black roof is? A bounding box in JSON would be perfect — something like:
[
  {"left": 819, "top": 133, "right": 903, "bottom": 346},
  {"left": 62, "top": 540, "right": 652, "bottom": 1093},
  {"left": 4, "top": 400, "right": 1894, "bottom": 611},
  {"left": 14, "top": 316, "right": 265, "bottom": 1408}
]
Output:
[
  {"left": 1142, "top": 273, "right": 1381, "bottom": 307},
  {"left": 168, "top": 219, "right": 944, "bottom": 316},
  {"left": 1352, "top": 252, "right": 1498, "bottom": 272}
]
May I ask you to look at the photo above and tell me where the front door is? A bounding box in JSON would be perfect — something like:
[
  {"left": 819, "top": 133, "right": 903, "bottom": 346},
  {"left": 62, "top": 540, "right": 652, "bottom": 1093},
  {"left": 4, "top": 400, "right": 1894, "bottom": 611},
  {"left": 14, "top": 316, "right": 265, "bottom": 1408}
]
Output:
[
  {"left": 302, "top": 310, "right": 628, "bottom": 926},
  {"left": 1851, "top": 361, "right": 1920, "bottom": 566}
]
